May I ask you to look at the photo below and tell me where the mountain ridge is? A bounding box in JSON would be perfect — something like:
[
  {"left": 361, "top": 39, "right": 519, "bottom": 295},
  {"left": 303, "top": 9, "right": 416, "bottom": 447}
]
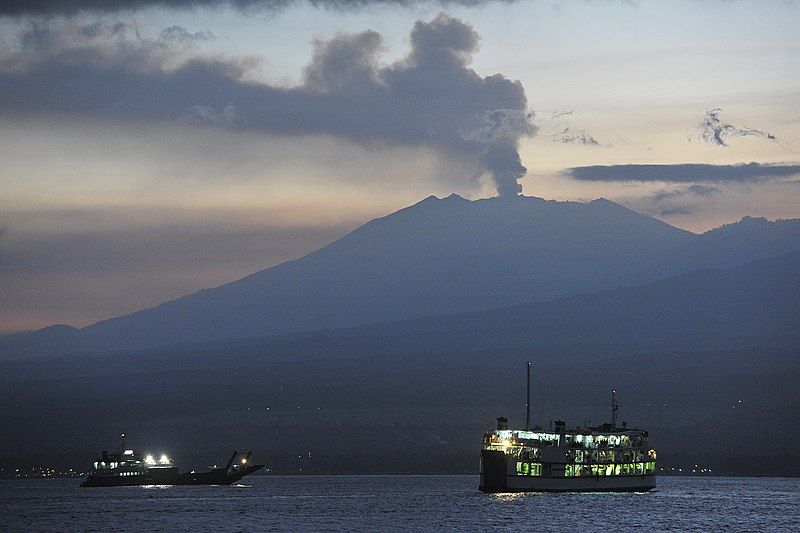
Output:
[{"left": 1, "top": 194, "right": 798, "bottom": 358}]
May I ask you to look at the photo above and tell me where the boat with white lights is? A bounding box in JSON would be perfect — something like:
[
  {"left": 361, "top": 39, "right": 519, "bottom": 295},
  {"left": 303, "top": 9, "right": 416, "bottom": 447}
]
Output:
[
  {"left": 479, "top": 363, "right": 656, "bottom": 493},
  {"left": 80, "top": 434, "right": 263, "bottom": 487}
]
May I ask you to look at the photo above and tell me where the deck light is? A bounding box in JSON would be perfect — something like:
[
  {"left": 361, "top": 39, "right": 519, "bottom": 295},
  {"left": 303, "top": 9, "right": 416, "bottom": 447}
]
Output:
[
  {"left": 145, "top": 455, "right": 156, "bottom": 465},
  {"left": 159, "top": 454, "right": 170, "bottom": 465}
]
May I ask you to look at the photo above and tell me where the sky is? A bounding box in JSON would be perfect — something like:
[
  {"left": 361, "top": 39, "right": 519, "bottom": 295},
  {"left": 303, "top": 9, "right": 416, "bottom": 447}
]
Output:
[{"left": 1, "top": 0, "right": 799, "bottom": 333}]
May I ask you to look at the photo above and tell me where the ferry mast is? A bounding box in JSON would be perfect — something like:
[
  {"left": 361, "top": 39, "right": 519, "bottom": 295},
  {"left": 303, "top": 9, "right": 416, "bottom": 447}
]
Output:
[
  {"left": 525, "top": 362, "right": 531, "bottom": 431},
  {"left": 611, "top": 389, "right": 620, "bottom": 429}
]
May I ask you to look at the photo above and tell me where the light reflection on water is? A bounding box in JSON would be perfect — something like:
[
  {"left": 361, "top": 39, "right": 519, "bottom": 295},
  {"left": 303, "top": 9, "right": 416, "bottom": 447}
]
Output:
[
  {"left": 1, "top": 476, "right": 798, "bottom": 532},
  {"left": 491, "top": 492, "right": 526, "bottom": 502}
]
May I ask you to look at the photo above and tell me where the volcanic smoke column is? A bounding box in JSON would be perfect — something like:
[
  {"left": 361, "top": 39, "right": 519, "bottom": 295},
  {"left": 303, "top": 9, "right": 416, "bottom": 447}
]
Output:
[{"left": 0, "top": 13, "right": 537, "bottom": 196}]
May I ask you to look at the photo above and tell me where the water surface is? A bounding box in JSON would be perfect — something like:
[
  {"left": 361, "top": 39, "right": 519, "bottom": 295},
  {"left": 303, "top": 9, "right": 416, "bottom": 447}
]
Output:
[{"left": 1, "top": 475, "right": 798, "bottom": 531}]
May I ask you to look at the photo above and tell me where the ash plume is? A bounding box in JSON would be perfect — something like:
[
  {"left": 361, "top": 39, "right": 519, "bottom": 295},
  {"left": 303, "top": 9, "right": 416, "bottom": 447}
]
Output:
[
  {"left": 0, "top": 0, "right": 513, "bottom": 16},
  {"left": 0, "top": 14, "right": 536, "bottom": 196}
]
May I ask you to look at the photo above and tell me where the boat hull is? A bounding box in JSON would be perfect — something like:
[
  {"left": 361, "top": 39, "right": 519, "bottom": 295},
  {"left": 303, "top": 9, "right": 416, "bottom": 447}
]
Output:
[
  {"left": 80, "top": 465, "right": 263, "bottom": 487},
  {"left": 479, "top": 449, "right": 656, "bottom": 493}
]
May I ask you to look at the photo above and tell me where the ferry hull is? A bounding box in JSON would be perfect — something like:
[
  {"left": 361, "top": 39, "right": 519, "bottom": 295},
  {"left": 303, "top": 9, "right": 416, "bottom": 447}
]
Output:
[
  {"left": 479, "top": 449, "right": 656, "bottom": 493},
  {"left": 80, "top": 465, "right": 263, "bottom": 487}
]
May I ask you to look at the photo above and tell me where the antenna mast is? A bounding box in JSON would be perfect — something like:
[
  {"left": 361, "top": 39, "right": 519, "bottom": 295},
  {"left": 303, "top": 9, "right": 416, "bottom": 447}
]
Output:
[
  {"left": 525, "top": 362, "right": 531, "bottom": 431},
  {"left": 611, "top": 390, "right": 619, "bottom": 429}
]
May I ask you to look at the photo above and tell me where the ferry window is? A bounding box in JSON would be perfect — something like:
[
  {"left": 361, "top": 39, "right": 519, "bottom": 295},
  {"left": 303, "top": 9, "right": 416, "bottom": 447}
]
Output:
[{"left": 566, "top": 465, "right": 583, "bottom": 477}]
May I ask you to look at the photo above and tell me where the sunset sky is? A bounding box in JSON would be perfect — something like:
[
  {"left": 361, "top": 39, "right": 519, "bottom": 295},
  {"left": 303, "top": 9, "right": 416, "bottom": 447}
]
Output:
[{"left": 1, "top": 0, "right": 799, "bottom": 332}]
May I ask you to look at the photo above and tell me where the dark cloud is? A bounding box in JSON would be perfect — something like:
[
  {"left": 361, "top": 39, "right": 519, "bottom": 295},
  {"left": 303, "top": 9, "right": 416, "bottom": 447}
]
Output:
[
  {"left": 563, "top": 163, "right": 800, "bottom": 183},
  {"left": 160, "top": 25, "right": 215, "bottom": 42},
  {"left": 0, "top": 0, "right": 508, "bottom": 16},
  {"left": 0, "top": 14, "right": 535, "bottom": 196},
  {"left": 637, "top": 184, "right": 720, "bottom": 220},
  {"left": 659, "top": 207, "right": 692, "bottom": 217},
  {"left": 651, "top": 184, "right": 720, "bottom": 203},
  {"left": 694, "top": 108, "right": 782, "bottom": 147}
]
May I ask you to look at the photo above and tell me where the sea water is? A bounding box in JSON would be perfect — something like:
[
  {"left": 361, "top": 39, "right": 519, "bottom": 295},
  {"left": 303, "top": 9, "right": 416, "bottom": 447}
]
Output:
[{"left": 1, "top": 475, "right": 798, "bottom": 531}]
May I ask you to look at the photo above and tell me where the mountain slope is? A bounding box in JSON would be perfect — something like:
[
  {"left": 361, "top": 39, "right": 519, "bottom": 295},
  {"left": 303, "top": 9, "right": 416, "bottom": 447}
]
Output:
[
  {"left": 3, "top": 195, "right": 799, "bottom": 359},
  {"left": 640, "top": 215, "right": 800, "bottom": 282},
  {"left": 0, "top": 194, "right": 695, "bottom": 356},
  {"left": 331, "top": 248, "right": 800, "bottom": 354},
  {"left": 1, "top": 252, "right": 798, "bottom": 475}
]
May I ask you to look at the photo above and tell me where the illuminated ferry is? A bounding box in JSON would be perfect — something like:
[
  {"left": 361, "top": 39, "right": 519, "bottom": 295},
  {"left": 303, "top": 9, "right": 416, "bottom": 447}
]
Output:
[
  {"left": 80, "top": 434, "right": 263, "bottom": 487},
  {"left": 479, "top": 363, "right": 656, "bottom": 493}
]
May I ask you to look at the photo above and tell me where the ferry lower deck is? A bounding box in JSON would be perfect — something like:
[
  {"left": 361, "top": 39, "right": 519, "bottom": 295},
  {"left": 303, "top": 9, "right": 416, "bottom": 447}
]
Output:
[{"left": 479, "top": 448, "right": 656, "bottom": 493}]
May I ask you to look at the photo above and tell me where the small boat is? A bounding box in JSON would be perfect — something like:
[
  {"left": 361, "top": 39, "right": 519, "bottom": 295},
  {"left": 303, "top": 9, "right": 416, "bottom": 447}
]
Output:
[
  {"left": 479, "top": 363, "right": 656, "bottom": 493},
  {"left": 80, "top": 435, "right": 263, "bottom": 487}
]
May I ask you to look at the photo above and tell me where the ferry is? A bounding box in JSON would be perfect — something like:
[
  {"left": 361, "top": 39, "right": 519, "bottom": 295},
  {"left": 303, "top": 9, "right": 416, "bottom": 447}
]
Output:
[
  {"left": 80, "top": 434, "right": 263, "bottom": 487},
  {"left": 479, "top": 363, "right": 656, "bottom": 493}
]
